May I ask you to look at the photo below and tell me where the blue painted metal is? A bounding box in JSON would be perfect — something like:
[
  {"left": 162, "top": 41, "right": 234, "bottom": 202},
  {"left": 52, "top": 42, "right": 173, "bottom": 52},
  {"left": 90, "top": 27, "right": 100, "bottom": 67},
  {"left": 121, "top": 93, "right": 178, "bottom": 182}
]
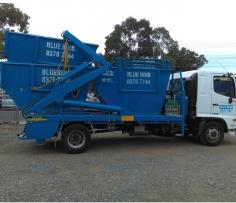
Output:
[
  {"left": 114, "top": 58, "right": 170, "bottom": 68},
  {"left": 4, "top": 31, "right": 98, "bottom": 66},
  {"left": 0, "top": 30, "right": 187, "bottom": 143},
  {"left": 62, "top": 31, "right": 111, "bottom": 69},
  {"left": 96, "top": 59, "right": 171, "bottom": 114},
  {"left": 0, "top": 62, "right": 67, "bottom": 110},
  {"left": 45, "top": 114, "right": 185, "bottom": 123},
  {"left": 175, "top": 72, "right": 187, "bottom": 136},
  {"left": 63, "top": 100, "right": 123, "bottom": 112},
  {"left": 20, "top": 121, "right": 59, "bottom": 140},
  {"left": 58, "top": 62, "right": 91, "bottom": 83}
]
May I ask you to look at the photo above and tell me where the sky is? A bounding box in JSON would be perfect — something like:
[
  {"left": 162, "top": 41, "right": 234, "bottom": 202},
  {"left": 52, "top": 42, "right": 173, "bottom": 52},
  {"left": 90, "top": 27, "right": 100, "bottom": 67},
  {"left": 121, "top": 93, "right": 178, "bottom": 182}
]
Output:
[{"left": 1, "top": 0, "right": 236, "bottom": 70}]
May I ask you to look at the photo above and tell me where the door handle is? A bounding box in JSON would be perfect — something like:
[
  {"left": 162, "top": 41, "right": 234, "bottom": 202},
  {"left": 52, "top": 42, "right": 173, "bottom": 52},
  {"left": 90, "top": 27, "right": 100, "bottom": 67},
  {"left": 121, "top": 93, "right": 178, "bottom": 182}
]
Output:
[{"left": 213, "top": 103, "right": 219, "bottom": 106}]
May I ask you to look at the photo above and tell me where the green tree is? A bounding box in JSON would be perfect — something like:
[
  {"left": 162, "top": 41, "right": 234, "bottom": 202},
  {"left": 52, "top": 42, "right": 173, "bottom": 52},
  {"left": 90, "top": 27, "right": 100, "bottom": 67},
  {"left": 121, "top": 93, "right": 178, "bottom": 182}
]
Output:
[
  {"left": 0, "top": 3, "right": 30, "bottom": 57},
  {"left": 105, "top": 17, "right": 153, "bottom": 60},
  {"left": 105, "top": 17, "right": 207, "bottom": 71}
]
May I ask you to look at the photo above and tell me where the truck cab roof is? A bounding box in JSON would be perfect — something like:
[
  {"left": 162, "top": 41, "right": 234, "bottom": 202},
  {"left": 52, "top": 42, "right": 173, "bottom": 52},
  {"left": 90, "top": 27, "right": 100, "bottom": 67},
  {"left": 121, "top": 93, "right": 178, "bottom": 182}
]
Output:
[{"left": 175, "top": 69, "right": 236, "bottom": 79}]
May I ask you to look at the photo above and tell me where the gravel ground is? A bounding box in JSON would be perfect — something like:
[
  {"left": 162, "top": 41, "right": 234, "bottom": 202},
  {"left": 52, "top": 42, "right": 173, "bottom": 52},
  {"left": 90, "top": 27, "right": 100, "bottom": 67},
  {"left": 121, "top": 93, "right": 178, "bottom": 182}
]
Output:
[{"left": 1, "top": 124, "right": 236, "bottom": 201}]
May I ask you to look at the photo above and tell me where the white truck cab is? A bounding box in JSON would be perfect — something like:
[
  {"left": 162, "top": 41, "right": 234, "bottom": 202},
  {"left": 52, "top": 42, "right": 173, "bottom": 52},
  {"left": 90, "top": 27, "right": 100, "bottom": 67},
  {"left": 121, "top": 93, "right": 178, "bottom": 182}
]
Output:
[{"left": 183, "top": 70, "right": 236, "bottom": 145}]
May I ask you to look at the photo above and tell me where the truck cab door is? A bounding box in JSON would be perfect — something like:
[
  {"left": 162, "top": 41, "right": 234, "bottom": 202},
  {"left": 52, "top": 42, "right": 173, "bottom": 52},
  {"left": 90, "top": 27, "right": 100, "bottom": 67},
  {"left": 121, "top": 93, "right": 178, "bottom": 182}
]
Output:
[{"left": 211, "top": 75, "right": 236, "bottom": 121}]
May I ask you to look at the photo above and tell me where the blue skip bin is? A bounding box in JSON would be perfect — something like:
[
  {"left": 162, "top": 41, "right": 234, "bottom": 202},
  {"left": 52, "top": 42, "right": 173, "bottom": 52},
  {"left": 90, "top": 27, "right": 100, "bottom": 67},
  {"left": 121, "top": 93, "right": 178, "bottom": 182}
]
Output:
[
  {"left": 0, "top": 59, "right": 171, "bottom": 115},
  {"left": 96, "top": 58, "right": 171, "bottom": 114},
  {"left": 4, "top": 32, "right": 98, "bottom": 66}
]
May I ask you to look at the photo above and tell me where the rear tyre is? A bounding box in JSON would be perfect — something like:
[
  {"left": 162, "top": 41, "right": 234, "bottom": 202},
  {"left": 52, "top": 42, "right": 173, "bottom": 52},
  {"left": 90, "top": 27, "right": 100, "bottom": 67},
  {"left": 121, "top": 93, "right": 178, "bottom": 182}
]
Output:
[
  {"left": 200, "top": 121, "right": 224, "bottom": 146},
  {"left": 61, "top": 124, "right": 91, "bottom": 154}
]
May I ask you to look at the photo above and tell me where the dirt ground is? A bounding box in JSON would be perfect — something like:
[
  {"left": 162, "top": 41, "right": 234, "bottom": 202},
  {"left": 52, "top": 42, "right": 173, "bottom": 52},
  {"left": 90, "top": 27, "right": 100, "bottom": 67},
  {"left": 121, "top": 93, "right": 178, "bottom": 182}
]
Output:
[{"left": 1, "top": 124, "right": 236, "bottom": 201}]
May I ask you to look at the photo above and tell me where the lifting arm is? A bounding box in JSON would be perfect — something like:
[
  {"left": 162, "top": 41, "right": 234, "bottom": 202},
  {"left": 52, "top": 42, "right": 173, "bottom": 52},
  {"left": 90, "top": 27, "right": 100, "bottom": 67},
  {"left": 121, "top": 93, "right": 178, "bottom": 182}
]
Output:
[{"left": 27, "top": 31, "right": 113, "bottom": 115}]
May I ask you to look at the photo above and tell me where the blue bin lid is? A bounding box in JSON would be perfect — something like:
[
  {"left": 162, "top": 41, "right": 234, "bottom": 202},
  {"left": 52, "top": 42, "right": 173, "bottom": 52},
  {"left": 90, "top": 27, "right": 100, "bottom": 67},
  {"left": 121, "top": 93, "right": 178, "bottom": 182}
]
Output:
[{"left": 113, "top": 58, "right": 172, "bottom": 70}]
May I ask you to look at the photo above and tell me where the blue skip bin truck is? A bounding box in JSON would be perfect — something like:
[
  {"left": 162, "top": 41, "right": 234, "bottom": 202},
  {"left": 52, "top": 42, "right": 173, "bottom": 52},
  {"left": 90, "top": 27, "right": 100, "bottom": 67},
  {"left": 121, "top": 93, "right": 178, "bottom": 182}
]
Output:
[{"left": 0, "top": 31, "right": 235, "bottom": 153}]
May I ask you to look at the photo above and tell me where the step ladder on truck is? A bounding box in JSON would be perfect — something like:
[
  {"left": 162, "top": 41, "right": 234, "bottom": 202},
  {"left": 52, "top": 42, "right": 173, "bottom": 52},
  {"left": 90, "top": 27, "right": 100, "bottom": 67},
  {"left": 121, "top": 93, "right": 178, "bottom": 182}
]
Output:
[{"left": 0, "top": 30, "right": 235, "bottom": 153}]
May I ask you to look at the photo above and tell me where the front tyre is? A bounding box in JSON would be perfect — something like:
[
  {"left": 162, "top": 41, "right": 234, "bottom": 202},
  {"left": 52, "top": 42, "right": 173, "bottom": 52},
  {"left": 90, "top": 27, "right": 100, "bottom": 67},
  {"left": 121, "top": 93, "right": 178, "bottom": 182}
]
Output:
[
  {"left": 200, "top": 121, "right": 224, "bottom": 146},
  {"left": 61, "top": 124, "right": 91, "bottom": 154}
]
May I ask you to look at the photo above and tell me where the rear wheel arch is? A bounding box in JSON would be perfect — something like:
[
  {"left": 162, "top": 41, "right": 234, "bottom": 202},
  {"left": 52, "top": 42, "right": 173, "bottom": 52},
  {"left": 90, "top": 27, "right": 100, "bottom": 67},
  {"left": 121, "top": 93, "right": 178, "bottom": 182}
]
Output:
[{"left": 60, "top": 122, "right": 92, "bottom": 132}]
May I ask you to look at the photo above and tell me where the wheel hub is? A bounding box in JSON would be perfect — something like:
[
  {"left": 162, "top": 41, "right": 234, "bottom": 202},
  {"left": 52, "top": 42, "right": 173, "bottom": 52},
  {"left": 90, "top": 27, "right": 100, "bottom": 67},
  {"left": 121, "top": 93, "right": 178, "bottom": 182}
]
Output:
[
  {"left": 67, "top": 131, "right": 86, "bottom": 149},
  {"left": 206, "top": 128, "right": 219, "bottom": 142}
]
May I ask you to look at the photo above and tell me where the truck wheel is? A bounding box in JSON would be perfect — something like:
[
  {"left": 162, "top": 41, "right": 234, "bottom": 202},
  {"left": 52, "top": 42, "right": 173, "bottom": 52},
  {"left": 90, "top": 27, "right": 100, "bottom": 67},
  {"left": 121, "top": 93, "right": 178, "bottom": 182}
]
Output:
[
  {"left": 61, "top": 124, "right": 91, "bottom": 154},
  {"left": 200, "top": 121, "right": 224, "bottom": 146}
]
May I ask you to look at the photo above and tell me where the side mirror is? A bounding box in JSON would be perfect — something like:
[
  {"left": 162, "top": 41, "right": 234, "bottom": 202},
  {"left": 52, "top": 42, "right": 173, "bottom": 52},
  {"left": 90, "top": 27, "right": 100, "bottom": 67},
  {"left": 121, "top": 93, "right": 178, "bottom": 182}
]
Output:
[{"left": 229, "top": 97, "right": 233, "bottom": 104}]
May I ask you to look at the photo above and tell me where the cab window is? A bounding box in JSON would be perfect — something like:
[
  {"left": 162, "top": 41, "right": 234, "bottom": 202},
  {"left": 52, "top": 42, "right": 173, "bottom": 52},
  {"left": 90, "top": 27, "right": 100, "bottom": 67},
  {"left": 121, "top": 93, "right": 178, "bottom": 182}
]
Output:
[{"left": 214, "top": 76, "right": 235, "bottom": 98}]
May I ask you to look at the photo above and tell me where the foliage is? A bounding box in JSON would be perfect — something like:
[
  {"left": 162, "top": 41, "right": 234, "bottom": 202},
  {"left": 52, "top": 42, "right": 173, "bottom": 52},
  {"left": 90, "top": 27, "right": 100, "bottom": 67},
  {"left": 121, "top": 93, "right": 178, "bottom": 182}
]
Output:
[
  {"left": 0, "top": 3, "right": 30, "bottom": 57},
  {"left": 105, "top": 17, "right": 207, "bottom": 71}
]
